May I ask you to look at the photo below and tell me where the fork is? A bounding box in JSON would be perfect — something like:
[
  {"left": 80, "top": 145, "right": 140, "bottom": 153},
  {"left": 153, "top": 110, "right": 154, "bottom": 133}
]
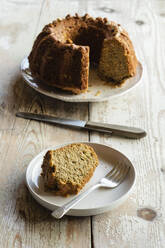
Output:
[{"left": 51, "top": 162, "right": 130, "bottom": 219}]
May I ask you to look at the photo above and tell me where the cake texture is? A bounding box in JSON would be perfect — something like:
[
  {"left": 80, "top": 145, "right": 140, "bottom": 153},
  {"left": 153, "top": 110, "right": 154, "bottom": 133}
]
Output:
[
  {"left": 41, "top": 143, "right": 99, "bottom": 196},
  {"left": 29, "top": 14, "right": 138, "bottom": 94}
]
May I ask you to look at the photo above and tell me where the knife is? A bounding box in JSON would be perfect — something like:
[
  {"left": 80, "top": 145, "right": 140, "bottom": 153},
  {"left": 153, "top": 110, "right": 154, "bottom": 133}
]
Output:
[{"left": 16, "top": 112, "right": 146, "bottom": 139}]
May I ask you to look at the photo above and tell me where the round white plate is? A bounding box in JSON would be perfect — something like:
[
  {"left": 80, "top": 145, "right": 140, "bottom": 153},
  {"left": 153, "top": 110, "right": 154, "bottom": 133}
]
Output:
[
  {"left": 21, "top": 57, "right": 143, "bottom": 102},
  {"left": 26, "top": 142, "right": 136, "bottom": 216}
]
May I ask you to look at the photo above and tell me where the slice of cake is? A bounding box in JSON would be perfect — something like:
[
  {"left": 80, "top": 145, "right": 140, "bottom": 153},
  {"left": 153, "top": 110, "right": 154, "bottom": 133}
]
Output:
[
  {"left": 98, "top": 23, "right": 138, "bottom": 82},
  {"left": 41, "top": 143, "right": 99, "bottom": 196}
]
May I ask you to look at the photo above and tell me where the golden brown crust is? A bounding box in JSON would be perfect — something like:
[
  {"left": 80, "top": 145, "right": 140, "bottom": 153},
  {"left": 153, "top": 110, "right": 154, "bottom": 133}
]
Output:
[
  {"left": 29, "top": 14, "right": 138, "bottom": 94},
  {"left": 41, "top": 144, "right": 99, "bottom": 196}
]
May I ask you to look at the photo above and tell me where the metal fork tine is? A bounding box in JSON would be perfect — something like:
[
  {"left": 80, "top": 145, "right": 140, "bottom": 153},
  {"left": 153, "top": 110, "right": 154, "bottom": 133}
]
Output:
[
  {"left": 113, "top": 163, "right": 125, "bottom": 182},
  {"left": 104, "top": 163, "right": 119, "bottom": 179},
  {"left": 116, "top": 164, "right": 130, "bottom": 183},
  {"left": 108, "top": 165, "right": 122, "bottom": 181},
  {"left": 105, "top": 163, "right": 121, "bottom": 180}
]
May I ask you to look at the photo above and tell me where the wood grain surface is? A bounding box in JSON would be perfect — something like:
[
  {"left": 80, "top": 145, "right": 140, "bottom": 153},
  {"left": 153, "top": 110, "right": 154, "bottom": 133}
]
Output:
[{"left": 0, "top": 0, "right": 164, "bottom": 247}]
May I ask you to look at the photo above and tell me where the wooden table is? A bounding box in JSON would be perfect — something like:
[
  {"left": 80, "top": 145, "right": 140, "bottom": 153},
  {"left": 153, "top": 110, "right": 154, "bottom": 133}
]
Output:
[{"left": 0, "top": 0, "right": 165, "bottom": 247}]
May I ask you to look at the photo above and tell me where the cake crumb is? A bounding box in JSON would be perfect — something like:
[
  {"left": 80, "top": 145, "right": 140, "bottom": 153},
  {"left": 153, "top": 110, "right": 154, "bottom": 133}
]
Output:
[
  {"left": 95, "top": 90, "right": 101, "bottom": 96},
  {"left": 41, "top": 144, "right": 99, "bottom": 196}
]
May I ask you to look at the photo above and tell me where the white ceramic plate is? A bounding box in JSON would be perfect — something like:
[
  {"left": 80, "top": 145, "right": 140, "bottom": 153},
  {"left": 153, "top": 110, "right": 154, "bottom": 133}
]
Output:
[
  {"left": 26, "top": 142, "right": 136, "bottom": 216},
  {"left": 21, "top": 57, "right": 143, "bottom": 102}
]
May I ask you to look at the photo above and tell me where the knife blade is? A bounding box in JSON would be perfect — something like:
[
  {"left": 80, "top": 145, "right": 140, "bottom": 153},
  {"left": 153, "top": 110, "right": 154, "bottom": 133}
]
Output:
[{"left": 16, "top": 112, "right": 146, "bottom": 139}]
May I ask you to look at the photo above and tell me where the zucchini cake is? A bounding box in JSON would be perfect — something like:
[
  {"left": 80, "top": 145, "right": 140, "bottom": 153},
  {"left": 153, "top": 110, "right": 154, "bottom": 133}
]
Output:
[
  {"left": 41, "top": 143, "right": 99, "bottom": 196},
  {"left": 29, "top": 14, "right": 138, "bottom": 94}
]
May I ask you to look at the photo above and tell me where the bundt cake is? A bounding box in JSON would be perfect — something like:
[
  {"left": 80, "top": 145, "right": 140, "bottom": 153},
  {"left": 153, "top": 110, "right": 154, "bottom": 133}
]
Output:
[
  {"left": 41, "top": 143, "right": 99, "bottom": 196},
  {"left": 29, "top": 14, "right": 138, "bottom": 94}
]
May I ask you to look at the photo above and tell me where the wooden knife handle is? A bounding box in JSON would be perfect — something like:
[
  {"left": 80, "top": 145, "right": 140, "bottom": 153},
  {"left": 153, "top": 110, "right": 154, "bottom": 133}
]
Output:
[{"left": 85, "top": 121, "right": 146, "bottom": 139}]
